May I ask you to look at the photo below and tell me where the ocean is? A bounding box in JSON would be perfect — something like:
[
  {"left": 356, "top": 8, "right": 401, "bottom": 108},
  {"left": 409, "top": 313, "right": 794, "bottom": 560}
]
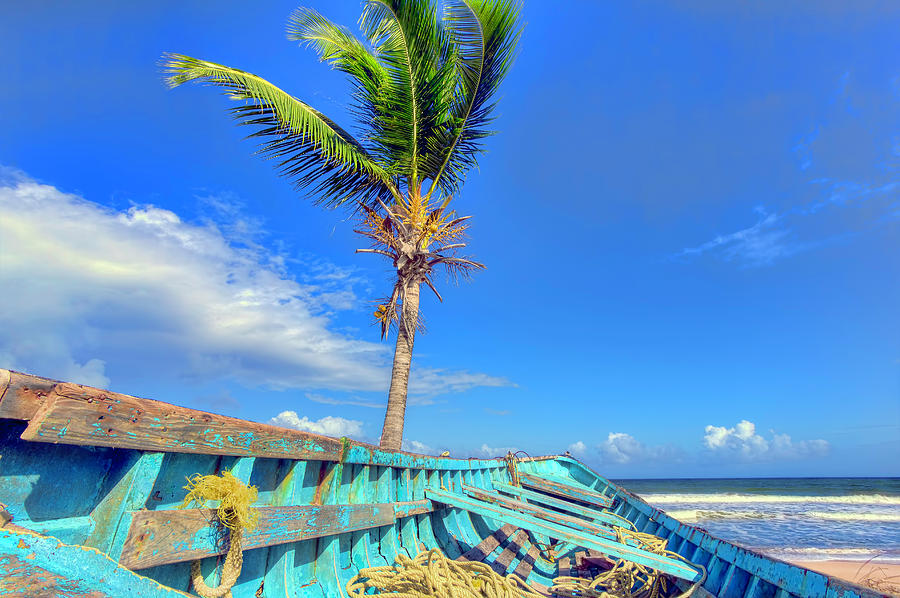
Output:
[{"left": 614, "top": 477, "right": 900, "bottom": 564}]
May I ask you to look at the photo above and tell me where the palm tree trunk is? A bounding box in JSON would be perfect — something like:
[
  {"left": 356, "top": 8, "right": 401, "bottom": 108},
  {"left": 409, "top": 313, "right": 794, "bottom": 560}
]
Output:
[{"left": 379, "top": 280, "right": 421, "bottom": 451}]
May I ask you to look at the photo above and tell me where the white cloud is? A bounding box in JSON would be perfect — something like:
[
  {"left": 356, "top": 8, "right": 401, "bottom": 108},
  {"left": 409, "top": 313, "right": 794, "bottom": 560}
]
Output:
[
  {"left": 566, "top": 440, "right": 587, "bottom": 455},
  {"left": 703, "top": 419, "right": 829, "bottom": 461},
  {"left": 401, "top": 439, "right": 437, "bottom": 455},
  {"left": 0, "top": 171, "right": 513, "bottom": 398},
  {"left": 269, "top": 410, "right": 363, "bottom": 438},
  {"left": 598, "top": 432, "right": 679, "bottom": 464},
  {"left": 476, "top": 443, "right": 519, "bottom": 458}
]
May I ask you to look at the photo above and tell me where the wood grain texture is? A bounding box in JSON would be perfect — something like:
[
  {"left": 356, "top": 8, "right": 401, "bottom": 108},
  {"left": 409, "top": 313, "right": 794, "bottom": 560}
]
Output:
[
  {"left": 0, "top": 369, "right": 59, "bottom": 421},
  {"left": 492, "top": 529, "right": 528, "bottom": 574},
  {"left": 457, "top": 523, "right": 516, "bottom": 562},
  {"left": 4, "top": 370, "right": 508, "bottom": 470},
  {"left": 519, "top": 473, "right": 613, "bottom": 509},
  {"left": 119, "top": 500, "right": 436, "bottom": 570},
  {"left": 461, "top": 485, "right": 619, "bottom": 540},
  {"left": 20, "top": 382, "right": 345, "bottom": 460},
  {"left": 512, "top": 544, "right": 541, "bottom": 580}
]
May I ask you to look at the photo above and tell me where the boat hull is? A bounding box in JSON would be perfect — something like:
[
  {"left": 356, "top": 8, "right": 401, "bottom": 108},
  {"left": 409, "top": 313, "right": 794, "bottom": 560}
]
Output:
[{"left": 0, "top": 370, "right": 884, "bottom": 598}]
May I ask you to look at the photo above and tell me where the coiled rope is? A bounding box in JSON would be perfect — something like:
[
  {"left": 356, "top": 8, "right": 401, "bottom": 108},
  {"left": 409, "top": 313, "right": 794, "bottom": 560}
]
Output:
[
  {"left": 347, "top": 548, "right": 544, "bottom": 598},
  {"left": 179, "top": 470, "right": 259, "bottom": 598},
  {"left": 348, "top": 533, "right": 707, "bottom": 598},
  {"left": 550, "top": 528, "right": 708, "bottom": 598}
]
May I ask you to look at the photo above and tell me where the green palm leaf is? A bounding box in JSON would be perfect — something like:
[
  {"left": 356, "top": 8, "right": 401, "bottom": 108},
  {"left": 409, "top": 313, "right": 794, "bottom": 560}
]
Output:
[
  {"left": 423, "top": 0, "right": 522, "bottom": 200},
  {"left": 361, "top": 0, "right": 447, "bottom": 190},
  {"left": 162, "top": 53, "right": 398, "bottom": 206}
]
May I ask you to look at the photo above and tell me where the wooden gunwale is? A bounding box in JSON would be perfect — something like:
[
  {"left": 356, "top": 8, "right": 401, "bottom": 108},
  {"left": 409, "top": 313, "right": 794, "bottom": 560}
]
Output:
[
  {"left": 0, "top": 369, "right": 502, "bottom": 469},
  {"left": 0, "top": 369, "right": 889, "bottom": 598}
]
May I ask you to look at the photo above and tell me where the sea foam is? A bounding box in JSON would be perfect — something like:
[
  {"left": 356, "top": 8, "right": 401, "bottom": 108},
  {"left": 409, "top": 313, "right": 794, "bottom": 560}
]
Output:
[{"left": 641, "top": 493, "right": 900, "bottom": 505}]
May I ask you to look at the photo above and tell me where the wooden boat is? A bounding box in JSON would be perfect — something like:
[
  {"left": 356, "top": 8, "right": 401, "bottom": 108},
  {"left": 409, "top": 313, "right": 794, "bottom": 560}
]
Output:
[{"left": 0, "top": 369, "right": 885, "bottom": 598}]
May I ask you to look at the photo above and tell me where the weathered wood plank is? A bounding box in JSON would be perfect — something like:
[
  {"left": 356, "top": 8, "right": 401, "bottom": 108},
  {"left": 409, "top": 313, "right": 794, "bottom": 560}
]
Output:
[
  {"left": 461, "top": 485, "right": 624, "bottom": 541},
  {"left": 21, "top": 381, "right": 347, "bottom": 460},
  {"left": 0, "top": 369, "right": 58, "bottom": 421},
  {"left": 3, "top": 369, "right": 508, "bottom": 469},
  {"left": 120, "top": 500, "right": 436, "bottom": 570},
  {"left": 492, "top": 529, "right": 528, "bottom": 574},
  {"left": 492, "top": 481, "right": 634, "bottom": 529},
  {"left": 558, "top": 556, "right": 572, "bottom": 578},
  {"left": 0, "top": 527, "right": 193, "bottom": 598},
  {"left": 457, "top": 523, "right": 517, "bottom": 562},
  {"left": 519, "top": 474, "right": 613, "bottom": 509},
  {"left": 426, "top": 489, "right": 701, "bottom": 582},
  {"left": 512, "top": 544, "right": 541, "bottom": 580}
]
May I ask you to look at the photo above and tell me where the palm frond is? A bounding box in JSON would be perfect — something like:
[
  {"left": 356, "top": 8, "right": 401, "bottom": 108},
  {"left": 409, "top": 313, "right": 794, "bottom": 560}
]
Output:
[
  {"left": 287, "top": 9, "right": 397, "bottom": 164},
  {"left": 362, "top": 0, "right": 448, "bottom": 189},
  {"left": 162, "top": 53, "right": 398, "bottom": 206},
  {"left": 422, "top": 0, "right": 522, "bottom": 199}
]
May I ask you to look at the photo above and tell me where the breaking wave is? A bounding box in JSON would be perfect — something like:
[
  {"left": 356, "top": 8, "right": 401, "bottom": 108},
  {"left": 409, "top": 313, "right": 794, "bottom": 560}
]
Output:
[
  {"left": 666, "top": 509, "right": 780, "bottom": 522},
  {"left": 802, "top": 511, "right": 900, "bottom": 522},
  {"left": 642, "top": 493, "right": 900, "bottom": 505},
  {"left": 760, "top": 547, "right": 900, "bottom": 563},
  {"left": 665, "top": 509, "right": 900, "bottom": 523}
]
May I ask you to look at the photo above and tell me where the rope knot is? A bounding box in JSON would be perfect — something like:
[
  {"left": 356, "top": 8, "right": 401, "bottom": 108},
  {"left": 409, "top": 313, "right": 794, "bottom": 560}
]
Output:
[{"left": 180, "top": 470, "right": 259, "bottom": 598}]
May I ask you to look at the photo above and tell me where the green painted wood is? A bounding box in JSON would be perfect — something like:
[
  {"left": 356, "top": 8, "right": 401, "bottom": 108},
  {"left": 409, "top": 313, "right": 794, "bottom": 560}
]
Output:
[
  {"left": 491, "top": 481, "right": 635, "bottom": 530},
  {"left": 425, "top": 488, "right": 701, "bottom": 582},
  {"left": 518, "top": 473, "right": 613, "bottom": 509}
]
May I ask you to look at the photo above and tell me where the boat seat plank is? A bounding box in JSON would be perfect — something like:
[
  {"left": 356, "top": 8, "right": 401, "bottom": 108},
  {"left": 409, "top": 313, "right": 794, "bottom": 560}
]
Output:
[
  {"left": 491, "top": 529, "right": 528, "bottom": 574},
  {"left": 518, "top": 474, "right": 613, "bottom": 509},
  {"left": 492, "top": 481, "right": 633, "bottom": 530},
  {"left": 512, "top": 543, "right": 541, "bottom": 580},
  {"left": 120, "top": 500, "right": 436, "bottom": 570},
  {"left": 457, "top": 523, "right": 517, "bottom": 562},
  {"left": 425, "top": 489, "right": 701, "bottom": 582},
  {"left": 462, "top": 484, "right": 626, "bottom": 540},
  {"left": 558, "top": 556, "right": 572, "bottom": 578}
]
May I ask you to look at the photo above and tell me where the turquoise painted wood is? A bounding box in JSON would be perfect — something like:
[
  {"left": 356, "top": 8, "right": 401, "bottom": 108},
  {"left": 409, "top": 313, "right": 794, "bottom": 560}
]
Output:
[
  {"left": 0, "top": 369, "right": 886, "bottom": 598},
  {"left": 425, "top": 487, "right": 701, "bottom": 582},
  {"left": 490, "top": 480, "right": 636, "bottom": 530}
]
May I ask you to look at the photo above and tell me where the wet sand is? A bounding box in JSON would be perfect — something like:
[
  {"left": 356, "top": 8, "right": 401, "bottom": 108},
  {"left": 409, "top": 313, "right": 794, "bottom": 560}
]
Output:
[{"left": 794, "top": 560, "right": 900, "bottom": 596}]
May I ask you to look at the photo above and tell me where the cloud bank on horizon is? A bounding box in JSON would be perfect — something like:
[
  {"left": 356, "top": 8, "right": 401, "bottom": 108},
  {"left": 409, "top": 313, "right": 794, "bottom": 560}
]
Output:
[
  {"left": 0, "top": 169, "right": 512, "bottom": 402},
  {"left": 566, "top": 419, "right": 829, "bottom": 467}
]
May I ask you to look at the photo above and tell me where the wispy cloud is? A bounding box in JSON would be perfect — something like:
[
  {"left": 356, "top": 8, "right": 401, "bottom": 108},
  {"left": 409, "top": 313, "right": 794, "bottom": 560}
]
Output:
[
  {"left": 675, "top": 207, "right": 795, "bottom": 267},
  {"left": 569, "top": 433, "right": 682, "bottom": 465},
  {"left": 193, "top": 390, "right": 241, "bottom": 411},
  {"left": 0, "top": 169, "right": 514, "bottom": 401},
  {"left": 407, "top": 367, "right": 515, "bottom": 404},
  {"left": 675, "top": 72, "right": 899, "bottom": 267},
  {"left": 306, "top": 393, "right": 384, "bottom": 409}
]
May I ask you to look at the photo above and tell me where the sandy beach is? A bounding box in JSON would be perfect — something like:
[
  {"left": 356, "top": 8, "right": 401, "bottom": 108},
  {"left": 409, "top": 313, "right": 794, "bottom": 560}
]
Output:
[{"left": 794, "top": 560, "right": 900, "bottom": 596}]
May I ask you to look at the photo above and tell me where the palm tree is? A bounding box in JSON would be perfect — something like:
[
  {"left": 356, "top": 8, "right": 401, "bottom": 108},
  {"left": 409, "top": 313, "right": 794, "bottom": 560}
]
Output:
[{"left": 163, "top": 0, "right": 521, "bottom": 451}]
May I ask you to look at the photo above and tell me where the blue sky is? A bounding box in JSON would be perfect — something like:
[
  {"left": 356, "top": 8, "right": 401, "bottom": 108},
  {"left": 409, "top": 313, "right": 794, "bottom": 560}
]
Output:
[{"left": 1, "top": 1, "right": 897, "bottom": 477}]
